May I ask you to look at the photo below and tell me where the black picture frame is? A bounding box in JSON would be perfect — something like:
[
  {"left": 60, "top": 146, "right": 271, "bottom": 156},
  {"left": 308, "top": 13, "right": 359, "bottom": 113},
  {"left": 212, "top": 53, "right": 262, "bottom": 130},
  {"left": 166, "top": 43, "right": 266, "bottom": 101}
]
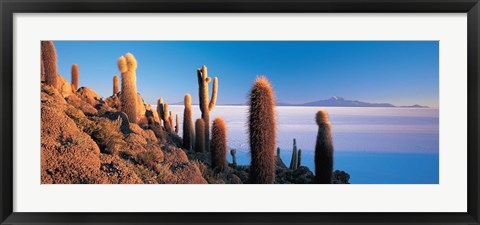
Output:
[{"left": 1, "top": 0, "right": 479, "bottom": 224}]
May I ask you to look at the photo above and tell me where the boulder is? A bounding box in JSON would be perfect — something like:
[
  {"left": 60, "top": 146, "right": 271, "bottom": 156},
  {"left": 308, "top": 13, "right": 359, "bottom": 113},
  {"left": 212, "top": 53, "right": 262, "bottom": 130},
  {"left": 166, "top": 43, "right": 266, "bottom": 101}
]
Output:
[
  {"left": 65, "top": 94, "right": 98, "bottom": 116},
  {"left": 103, "top": 111, "right": 131, "bottom": 134},
  {"left": 77, "top": 87, "right": 101, "bottom": 106},
  {"left": 55, "top": 73, "right": 72, "bottom": 98},
  {"left": 105, "top": 93, "right": 121, "bottom": 110}
]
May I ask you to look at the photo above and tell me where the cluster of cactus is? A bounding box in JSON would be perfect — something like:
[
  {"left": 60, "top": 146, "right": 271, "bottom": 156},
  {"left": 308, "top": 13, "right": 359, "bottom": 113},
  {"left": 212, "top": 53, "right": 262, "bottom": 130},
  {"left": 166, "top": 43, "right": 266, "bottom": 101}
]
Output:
[
  {"left": 157, "top": 98, "right": 174, "bottom": 133},
  {"left": 41, "top": 41, "right": 73, "bottom": 97},
  {"left": 196, "top": 65, "right": 218, "bottom": 152},
  {"left": 117, "top": 53, "right": 138, "bottom": 123},
  {"left": 248, "top": 76, "right": 276, "bottom": 184},
  {"left": 183, "top": 94, "right": 195, "bottom": 150},
  {"left": 211, "top": 117, "right": 228, "bottom": 171},
  {"left": 289, "top": 139, "right": 298, "bottom": 170},
  {"left": 113, "top": 75, "right": 120, "bottom": 95},
  {"left": 314, "top": 110, "right": 334, "bottom": 184},
  {"left": 71, "top": 64, "right": 79, "bottom": 91}
]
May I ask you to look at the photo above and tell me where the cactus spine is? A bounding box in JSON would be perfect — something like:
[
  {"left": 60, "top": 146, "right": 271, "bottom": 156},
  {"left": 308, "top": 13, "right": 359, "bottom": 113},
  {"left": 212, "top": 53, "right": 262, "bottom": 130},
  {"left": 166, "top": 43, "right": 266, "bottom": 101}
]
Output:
[
  {"left": 230, "top": 149, "right": 237, "bottom": 168},
  {"left": 211, "top": 117, "right": 228, "bottom": 171},
  {"left": 195, "top": 119, "right": 205, "bottom": 152},
  {"left": 248, "top": 76, "right": 276, "bottom": 184},
  {"left": 118, "top": 53, "right": 138, "bottom": 123},
  {"left": 157, "top": 98, "right": 173, "bottom": 133},
  {"left": 41, "top": 41, "right": 58, "bottom": 88},
  {"left": 314, "top": 110, "right": 334, "bottom": 184},
  {"left": 113, "top": 75, "right": 120, "bottom": 95},
  {"left": 297, "top": 149, "right": 302, "bottom": 168},
  {"left": 183, "top": 94, "right": 195, "bottom": 150},
  {"left": 289, "top": 139, "right": 298, "bottom": 170},
  {"left": 196, "top": 65, "right": 218, "bottom": 152},
  {"left": 71, "top": 64, "right": 79, "bottom": 91}
]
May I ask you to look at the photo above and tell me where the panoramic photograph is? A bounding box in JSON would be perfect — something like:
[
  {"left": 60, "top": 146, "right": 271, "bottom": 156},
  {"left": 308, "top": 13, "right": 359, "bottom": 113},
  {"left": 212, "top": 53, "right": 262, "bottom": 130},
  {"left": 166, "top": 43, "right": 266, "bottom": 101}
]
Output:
[{"left": 40, "top": 41, "right": 439, "bottom": 184}]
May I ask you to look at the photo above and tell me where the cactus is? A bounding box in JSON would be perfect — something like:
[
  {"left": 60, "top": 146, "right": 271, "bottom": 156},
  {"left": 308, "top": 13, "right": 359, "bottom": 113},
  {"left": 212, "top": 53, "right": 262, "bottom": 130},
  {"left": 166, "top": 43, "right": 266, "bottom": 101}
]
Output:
[
  {"left": 183, "top": 94, "right": 194, "bottom": 150},
  {"left": 195, "top": 119, "right": 205, "bottom": 152},
  {"left": 41, "top": 59, "right": 45, "bottom": 83},
  {"left": 191, "top": 127, "right": 196, "bottom": 151},
  {"left": 314, "top": 110, "right": 334, "bottom": 184},
  {"left": 157, "top": 98, "right": 173, "bottom": 133},
  {"left": 230, "top": 149, "right": 237, "bottom": 168},
  {"left": 175, "top": 114, "right": 180, "bottom": 134},
  {"left": 71, "top": 64, "right": 79, "bottom": 91},
  {"left": 211, "top": 117, "right": 228, "bottom": 171},
  {"left": 248, "top": 76, "right": 276, "bottom": 184},
  {"left": 289, "top": 139, "right": 298, "bottom": 170},
  {"left": 118, "top": 53, "right": 138, "bottom": 123},
  {"left": 156, "top": 98, "right": 165, "bottom": 128},
  {"left": 41, "top": 41, "right": 58, "bottom": 88},
  {"left": 41, "top": 41, "right": 72, "bottom": 97},
  {"left": 196, "top": 65, "right": 218, "bottom": 152},
  {"left": 277, "top": 147, "right": 281, "bottom": 158},
  {"left": 145, "top": 109, "right": 155, "bottom": 127},
  {"left": 169, "top": 112, "right": 174, "bottom": 130},
  {"left": 113, "top": 75, "right": 120, "bottom": 95},
  {"left": 297, "top": 149, "right": 302, "bottom": 168}
]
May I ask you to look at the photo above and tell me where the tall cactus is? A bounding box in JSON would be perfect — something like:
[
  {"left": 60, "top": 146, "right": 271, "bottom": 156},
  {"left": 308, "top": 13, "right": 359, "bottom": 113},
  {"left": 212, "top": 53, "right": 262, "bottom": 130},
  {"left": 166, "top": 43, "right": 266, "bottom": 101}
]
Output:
[
  {"left": 118, "top": 53, "right": 138, "bottom": 123},
  {"left": 169, "top": 112, "right": 174, "bottom": 130},
  {"left": 113, "top": 75, "right": 120, "bottom": 95},
  {"left": 211, "top": 117, "right": 228, "bottom": 171},
  {"left": 71, "top": 64, "right": 79, "bottom": 91},
  {"left": 175, "top": 114, "right": 180, "bottom": 134},
  {"left": 297, "top": 149, "right": 302, "bottom": 168},
  {"left": 157, "top": 98, "right": 173, "bottom": 133},
  {"left": 248, "top": 76, "right": 276, "bottom": 184},
  {"left": 41, "top": 41, "right": 58, "bottom": 88},
  {"left": 277, "top": 147, "right": 281, "bottom": 158},
  {"left": 183, "top": 94, "right": 195, "bottom": 150},
  {"left": 314, "top": 110, "right": 334, "bottom": 184},
  {"left": 230, "top": 149, "right": 237, "bottom": 168},
  {"left": 41, "top": 59, "right": 45, "bottom": 83},
  {"left": 289, "top": 138, "right": 298, "bottom": 170},
  {"left": 157, "top": 98, "right": 165, "bottom": 127},
  {"left": 196, "top": 65, "right": 218, "bottom": 152},
  {"left": 195, "top": 119, "right": 205, "bottom": 152}
]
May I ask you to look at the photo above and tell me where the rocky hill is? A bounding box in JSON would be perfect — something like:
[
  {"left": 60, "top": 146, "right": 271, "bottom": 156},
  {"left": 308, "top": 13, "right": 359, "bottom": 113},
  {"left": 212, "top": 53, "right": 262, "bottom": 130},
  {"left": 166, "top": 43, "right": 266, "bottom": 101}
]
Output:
[{"left": 41, "top": 82, "right": 350, "bottom": 184}]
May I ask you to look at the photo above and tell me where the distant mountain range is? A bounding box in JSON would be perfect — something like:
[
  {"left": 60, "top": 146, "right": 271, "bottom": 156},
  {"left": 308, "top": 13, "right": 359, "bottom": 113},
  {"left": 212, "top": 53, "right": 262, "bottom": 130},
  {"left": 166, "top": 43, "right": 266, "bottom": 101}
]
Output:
[
  {"left": 171, "top": 96, "right": 429, "bottom": 108},
  {"left": 277, "top": 96, "right": 428, "bottom": 108}
]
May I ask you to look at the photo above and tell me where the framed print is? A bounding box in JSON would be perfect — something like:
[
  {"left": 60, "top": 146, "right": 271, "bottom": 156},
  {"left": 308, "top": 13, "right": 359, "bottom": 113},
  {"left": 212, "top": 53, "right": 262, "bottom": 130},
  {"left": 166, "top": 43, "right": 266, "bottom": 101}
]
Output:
[{"left": 1, "top": 0, "right": 479, "bottom": 224}]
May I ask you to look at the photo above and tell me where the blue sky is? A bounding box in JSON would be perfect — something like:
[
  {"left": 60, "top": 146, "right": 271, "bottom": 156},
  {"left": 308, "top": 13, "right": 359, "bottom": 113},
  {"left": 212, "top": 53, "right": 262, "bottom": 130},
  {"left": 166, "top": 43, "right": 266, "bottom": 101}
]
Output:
[{"left": 53, "top": 41, "right": 439, "bottom": 107}]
